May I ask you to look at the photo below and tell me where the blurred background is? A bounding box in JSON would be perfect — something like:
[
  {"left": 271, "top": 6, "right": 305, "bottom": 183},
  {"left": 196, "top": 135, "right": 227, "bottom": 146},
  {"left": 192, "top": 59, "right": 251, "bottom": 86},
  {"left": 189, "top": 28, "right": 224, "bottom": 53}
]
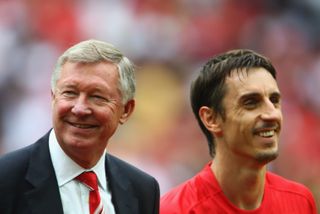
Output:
[{"left": 0, "top": 0, "right": 319, "bottom": 209}]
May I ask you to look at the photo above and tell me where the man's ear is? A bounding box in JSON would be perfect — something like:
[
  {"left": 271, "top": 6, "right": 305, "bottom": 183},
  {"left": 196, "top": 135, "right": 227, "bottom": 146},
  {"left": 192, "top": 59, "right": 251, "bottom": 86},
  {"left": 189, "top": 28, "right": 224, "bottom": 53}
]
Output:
[
  {"left": 199, "top": 106, "right": 223, "bottom": 137},
  {"left": 51, "top": 90, "right": 55, "bottom": 107},
  {"left": 51, "top": 90, "right": 55, "bottom": 99},
  {"left": 119, "top": 99, "right": 135, "bottom": 124}
]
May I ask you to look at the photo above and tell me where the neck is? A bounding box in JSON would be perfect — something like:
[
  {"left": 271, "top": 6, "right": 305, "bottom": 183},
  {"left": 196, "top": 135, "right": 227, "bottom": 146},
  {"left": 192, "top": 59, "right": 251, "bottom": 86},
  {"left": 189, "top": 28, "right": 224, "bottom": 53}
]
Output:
[
  {"left": 61, "top": 144, "right": 105, "bottom": 169},
  {"left": 211, "top": 152, "right": 267, "bottom": 210},
  {"left": 72, "top": 155, "right": 101, "bottom": 169}
]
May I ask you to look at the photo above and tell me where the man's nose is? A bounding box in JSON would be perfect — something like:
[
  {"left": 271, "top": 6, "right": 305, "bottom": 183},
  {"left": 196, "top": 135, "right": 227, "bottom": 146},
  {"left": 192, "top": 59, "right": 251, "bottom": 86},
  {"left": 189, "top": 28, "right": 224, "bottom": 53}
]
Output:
[
  {"left": 260, "top": 100, "right": 282, "bottom": 121},
  {"left": 71, "top": 97, "right": 92, "bottom": 116}
]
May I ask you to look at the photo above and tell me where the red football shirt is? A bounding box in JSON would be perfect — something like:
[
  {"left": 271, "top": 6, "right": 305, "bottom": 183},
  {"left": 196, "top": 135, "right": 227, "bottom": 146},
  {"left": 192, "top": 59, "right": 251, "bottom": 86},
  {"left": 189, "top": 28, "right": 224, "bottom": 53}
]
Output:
[{"left": 161, "top": 163, "right": 317, "bottom": 214}]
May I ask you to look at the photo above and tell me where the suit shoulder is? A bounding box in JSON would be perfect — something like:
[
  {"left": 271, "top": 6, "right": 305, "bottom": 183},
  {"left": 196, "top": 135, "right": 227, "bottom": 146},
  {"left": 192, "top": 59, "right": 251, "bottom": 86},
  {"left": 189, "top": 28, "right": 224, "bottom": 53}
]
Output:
[
  {"left": 0, "top": 143, "right": 39, "bottom": 196},
  {"left": 0, "top": 131, "right": 50, "bottom": 173},
  {"left": 106, "top": 154, "right": 157, "bottom": 182},
  {"left": 0, "top": 143, "right": 35, "bottom": 173}
]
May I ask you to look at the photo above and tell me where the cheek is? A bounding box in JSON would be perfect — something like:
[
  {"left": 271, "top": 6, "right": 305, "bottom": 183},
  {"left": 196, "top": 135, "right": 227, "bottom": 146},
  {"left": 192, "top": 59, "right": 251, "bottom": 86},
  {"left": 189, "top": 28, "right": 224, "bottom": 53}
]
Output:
[
  {"left": 279, "top": 111, "right": 283, "bottom": 123},
  {"left": 53, "top": 100, "right": 71, "bottom": 118},
  {"left": 225, "top": 115, "right": 249, "bottom": 135},
  {"left": 98, "top": 111, "right": 118, "bottom": 126},
  {"left": 97, "top": 113, "right": 120, "bottom": 138},
  {"left": 99, "top": 109, "right": 122, "bottom": 128}
]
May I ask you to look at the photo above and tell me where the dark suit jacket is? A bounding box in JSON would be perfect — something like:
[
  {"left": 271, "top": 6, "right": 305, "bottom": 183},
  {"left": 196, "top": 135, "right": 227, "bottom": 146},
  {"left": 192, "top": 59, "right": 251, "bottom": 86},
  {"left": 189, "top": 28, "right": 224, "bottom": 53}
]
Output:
[{"left": 0, "top": 131, "right": 160, "bottom": 214}]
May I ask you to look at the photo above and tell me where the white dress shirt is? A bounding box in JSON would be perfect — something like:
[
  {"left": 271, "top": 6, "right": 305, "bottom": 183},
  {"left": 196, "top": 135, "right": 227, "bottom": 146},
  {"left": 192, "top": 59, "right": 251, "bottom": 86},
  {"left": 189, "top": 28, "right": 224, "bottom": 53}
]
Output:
[{"left": 49, "top": 130, "right": 116, "bottom": 214}]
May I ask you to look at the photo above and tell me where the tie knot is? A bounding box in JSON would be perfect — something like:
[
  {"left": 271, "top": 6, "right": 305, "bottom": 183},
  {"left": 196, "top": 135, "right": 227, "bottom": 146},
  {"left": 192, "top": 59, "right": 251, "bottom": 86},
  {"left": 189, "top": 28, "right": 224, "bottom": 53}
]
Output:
[{"left": 76, "top": 171, "right": 99, "bottom": 191}]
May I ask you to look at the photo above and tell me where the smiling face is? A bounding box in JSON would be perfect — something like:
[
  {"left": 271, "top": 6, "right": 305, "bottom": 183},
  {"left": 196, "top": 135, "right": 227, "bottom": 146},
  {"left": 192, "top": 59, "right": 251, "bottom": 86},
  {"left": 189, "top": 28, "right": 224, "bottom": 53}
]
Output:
[
  {"left": 51, "top": 61, "right": 132, "bottom": 166},
  {"left": 217, "top": 67, "right": 282, "bottom": 164}
]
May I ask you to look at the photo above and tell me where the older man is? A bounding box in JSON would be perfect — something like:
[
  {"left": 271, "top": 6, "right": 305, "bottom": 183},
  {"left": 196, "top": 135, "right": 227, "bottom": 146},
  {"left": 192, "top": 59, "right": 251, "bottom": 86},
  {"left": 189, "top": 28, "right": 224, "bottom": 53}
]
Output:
[{"left": 0, "top": 39, "right": 159, "bottom": 214}]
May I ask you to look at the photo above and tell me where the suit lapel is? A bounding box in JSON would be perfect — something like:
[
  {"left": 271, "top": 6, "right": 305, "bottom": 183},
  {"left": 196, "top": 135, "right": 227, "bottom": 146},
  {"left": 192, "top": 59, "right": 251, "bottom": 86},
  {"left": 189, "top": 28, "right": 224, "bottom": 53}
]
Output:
[
  {"left": 105, "top": 155, "right": 139, "bottom": 214},
  {"left": 24, "top": 132, "right": 64, "bottom": 214}
]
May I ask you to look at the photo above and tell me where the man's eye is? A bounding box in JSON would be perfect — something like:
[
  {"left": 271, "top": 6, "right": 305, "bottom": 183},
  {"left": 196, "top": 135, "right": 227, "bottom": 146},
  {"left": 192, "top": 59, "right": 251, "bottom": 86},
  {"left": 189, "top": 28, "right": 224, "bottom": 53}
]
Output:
[
  {"left": 270, "top": 96, "right": 280, "bottom": 104},
  {"left": 243, "top": 99, "right": 258, "bottom": 108},
  {"left": 92, "top": 95, "right": 108, "bottom": 102},
  {"left": 62, "top": 91, "right": 77, "bottom": 97},
  {"left": 270, "top": 95, "right": 281, "bottom": 107}
]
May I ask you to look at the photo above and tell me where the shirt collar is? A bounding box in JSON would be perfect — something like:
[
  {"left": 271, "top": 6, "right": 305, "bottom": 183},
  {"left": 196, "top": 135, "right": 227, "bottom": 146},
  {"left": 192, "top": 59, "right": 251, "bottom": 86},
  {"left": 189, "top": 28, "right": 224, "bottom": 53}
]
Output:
[{"left": 48, "top": 129, "right": 107, "bottom": 190}]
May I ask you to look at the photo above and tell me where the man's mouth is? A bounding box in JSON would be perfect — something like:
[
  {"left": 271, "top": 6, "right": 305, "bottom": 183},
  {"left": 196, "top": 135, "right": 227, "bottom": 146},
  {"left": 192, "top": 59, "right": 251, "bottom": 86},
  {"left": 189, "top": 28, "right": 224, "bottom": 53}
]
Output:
[
  {"left": 257, "top": 130, "right": 275, "bottom": 138},
  {"left": 68, "top": 122, "right": 97, "bottom": 129},
  {"left": 253, "top": 123, "right": 280, "bottom": 138}
]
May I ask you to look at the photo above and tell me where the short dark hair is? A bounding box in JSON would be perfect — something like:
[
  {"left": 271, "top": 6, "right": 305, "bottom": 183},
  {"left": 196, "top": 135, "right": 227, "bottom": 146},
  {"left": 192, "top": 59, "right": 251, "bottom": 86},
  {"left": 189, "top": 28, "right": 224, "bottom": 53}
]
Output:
[{"left": 190, "top": 49, "right": 277, "bottom": 157}]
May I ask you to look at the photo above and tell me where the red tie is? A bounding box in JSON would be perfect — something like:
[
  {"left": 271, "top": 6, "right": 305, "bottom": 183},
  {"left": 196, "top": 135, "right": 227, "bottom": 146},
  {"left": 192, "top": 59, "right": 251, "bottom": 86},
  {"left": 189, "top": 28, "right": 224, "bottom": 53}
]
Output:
[{"left": 76, "top": 171, "right": 104, "bottom": 214}]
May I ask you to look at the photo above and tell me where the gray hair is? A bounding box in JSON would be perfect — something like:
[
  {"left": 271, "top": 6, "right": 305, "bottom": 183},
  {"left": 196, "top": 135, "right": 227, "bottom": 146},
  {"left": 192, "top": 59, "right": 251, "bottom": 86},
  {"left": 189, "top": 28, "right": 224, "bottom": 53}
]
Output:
[{"left": 51, "top": 39, "right": 136, "bottom": 104}]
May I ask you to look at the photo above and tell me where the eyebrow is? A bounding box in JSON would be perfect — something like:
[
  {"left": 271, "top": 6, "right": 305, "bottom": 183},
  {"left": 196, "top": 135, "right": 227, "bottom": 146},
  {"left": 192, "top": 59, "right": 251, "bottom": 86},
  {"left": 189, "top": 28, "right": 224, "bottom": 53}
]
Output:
[
  {"left": 58, "top": 81, "right": 77, "bottom": 88},
  {"left": 60, "top": 83, "right": 107, "bottom": 92},
  {"left": 239, "top": 91, "right": 281, "bottom": 101},
  {"left": 270, "top": 91, "right": 281, "bottom": 98}
]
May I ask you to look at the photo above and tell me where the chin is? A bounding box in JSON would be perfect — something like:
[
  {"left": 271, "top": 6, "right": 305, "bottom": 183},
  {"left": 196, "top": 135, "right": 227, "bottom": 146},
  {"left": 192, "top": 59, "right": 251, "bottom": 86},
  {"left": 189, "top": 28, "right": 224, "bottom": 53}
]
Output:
[
  {"left": 255, "top": 149, "right": 279, "bottom": 164},
  {"left": 63, "top": 135, "right": 94, "bottom": 147}
]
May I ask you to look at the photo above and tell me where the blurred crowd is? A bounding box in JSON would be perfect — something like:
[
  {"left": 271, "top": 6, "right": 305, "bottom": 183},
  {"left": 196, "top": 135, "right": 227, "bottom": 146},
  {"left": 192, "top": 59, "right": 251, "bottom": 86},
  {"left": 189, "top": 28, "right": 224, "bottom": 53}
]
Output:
[{"left": 0, "top": 0, "right": 319, "bottom": 209}]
